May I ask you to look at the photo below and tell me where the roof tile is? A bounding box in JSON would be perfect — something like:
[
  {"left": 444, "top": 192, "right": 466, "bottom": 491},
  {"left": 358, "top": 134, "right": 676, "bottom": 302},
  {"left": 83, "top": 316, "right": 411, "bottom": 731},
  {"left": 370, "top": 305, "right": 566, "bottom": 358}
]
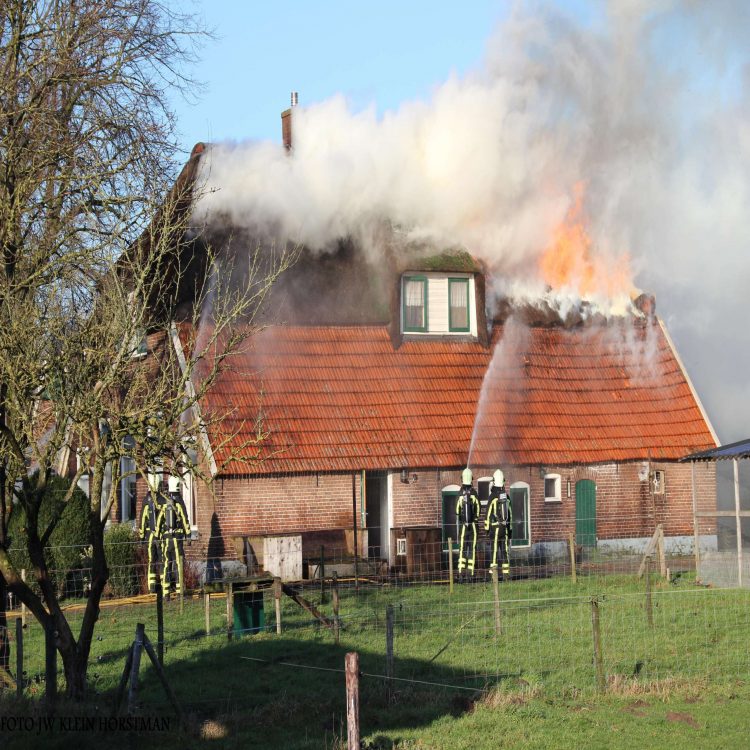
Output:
[{"left": 200, "top": 321, "right": 716, "bottom": 474}]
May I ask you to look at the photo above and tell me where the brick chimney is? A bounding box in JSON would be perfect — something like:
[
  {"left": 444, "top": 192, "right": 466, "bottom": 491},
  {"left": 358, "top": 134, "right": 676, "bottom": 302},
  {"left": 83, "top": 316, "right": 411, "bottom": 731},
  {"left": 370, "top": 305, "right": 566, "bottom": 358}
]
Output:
[
  {"left": 281, "top": 91, "right": 298, "bottom": 150},
  {"left": 632, "top": 292, "right": 656, "bottom": 317}
]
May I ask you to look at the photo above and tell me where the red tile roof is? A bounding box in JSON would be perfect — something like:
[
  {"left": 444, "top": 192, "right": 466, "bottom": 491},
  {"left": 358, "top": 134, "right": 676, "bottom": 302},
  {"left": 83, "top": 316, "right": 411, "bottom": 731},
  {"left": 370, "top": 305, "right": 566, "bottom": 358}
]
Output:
[{"left": 199, "top": 319, "right": 716, "bottom": 475}]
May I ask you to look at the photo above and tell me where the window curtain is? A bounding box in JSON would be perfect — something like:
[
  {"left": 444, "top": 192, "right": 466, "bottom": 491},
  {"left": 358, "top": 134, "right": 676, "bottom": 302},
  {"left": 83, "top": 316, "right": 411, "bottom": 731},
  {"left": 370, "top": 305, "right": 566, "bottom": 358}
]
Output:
[
  {"left": 450, "top": 281, "right": 468, "bottom": 328},
  {"left": 405, "top": 280, "right": 424, "bottom": 327}
]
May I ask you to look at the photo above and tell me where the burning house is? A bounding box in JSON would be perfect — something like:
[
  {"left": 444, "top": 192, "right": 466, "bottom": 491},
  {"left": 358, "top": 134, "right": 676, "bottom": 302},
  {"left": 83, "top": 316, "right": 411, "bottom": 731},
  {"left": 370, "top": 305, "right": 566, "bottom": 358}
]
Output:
[{"left": 119, "top": 99, "right": 719, "bottom": 579}]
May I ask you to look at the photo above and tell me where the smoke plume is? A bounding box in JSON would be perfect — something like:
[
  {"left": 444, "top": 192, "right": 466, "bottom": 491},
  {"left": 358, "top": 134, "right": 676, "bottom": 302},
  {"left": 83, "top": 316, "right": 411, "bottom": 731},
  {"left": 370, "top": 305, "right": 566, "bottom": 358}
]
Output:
[{"left": 193, "top": 0, "right": 750, "bottom": 443}]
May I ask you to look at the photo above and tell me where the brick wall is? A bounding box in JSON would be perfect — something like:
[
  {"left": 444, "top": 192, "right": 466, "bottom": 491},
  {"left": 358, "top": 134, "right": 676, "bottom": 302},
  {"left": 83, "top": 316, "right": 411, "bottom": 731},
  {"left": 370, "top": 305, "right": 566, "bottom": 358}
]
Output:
[
  {"left": 131, "top": 460, "right": 715, "bottom": 563},
  {"left": 191, "top": 471, "right": 363, "bottom": 560}
]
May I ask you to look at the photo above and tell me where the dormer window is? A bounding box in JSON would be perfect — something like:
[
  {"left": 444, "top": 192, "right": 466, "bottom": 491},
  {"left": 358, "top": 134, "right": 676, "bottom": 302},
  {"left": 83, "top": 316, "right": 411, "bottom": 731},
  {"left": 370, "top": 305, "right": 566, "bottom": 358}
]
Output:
[
  {"left": 401, "top": 272, "right": 477, "bottom": 336},
  {"left": 403, "top": 276, "right": 428, "bottom": 332}
]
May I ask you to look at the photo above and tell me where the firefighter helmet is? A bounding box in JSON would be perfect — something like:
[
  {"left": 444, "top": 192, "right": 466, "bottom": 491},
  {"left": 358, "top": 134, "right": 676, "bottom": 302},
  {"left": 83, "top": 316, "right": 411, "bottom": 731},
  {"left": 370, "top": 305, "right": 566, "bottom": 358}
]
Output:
[
  {"left": 168, "top": 475, "right": 180, "bottom": 493},
  {"left": 462, "top": 467, "right": 473, "bottom": 485},
  {"left": 493, "top": 469, "right": 504, "bottom": 487}
]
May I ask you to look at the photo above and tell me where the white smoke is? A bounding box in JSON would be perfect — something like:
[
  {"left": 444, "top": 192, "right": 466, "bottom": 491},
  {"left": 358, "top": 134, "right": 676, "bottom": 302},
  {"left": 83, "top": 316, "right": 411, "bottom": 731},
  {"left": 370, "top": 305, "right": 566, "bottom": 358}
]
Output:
[{"left": 193, "top": 0, "right": 750, "bottom": 443}]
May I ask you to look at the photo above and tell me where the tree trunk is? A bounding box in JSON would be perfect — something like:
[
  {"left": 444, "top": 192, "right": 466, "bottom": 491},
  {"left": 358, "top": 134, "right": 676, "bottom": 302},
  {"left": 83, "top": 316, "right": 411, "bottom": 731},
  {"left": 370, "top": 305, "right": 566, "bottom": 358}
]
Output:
[
  {"left": 59, "top": 637, "right": 87, "bottom": 701},
  {"left": 61, "top": 508, "right": 108, "bottom": 700}
]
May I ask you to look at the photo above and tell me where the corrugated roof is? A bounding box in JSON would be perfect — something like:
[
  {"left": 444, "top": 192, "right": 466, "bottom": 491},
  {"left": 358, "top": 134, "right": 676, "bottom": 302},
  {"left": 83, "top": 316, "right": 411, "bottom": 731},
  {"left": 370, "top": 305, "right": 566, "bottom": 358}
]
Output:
[
  {"left": 680, "top": 438, "right": 750, "bottom": 462},
  {"left": 199, "top": 319, "right": 716, "bottom": 475}
]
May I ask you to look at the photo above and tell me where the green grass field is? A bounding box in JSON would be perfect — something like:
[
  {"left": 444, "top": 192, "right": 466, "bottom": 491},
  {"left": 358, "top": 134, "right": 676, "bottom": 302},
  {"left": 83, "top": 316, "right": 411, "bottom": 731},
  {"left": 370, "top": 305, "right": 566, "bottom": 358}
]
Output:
[{"left": 3, "top": 572, "right": 750, "bottom": 748}]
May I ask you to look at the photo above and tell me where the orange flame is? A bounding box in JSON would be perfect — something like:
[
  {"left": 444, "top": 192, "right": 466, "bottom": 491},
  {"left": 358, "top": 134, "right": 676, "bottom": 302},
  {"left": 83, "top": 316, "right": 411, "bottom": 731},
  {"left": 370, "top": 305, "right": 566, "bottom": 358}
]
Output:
[{"left": 540, "top": 183, "right": 633, "bottom": 299}]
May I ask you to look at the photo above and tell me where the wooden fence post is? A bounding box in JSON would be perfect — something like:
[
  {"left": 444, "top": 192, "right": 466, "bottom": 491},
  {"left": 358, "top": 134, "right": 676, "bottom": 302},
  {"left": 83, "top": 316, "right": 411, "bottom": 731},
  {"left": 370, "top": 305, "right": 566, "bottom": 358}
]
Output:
[
  {"left": 491, "top": 568, "right": 501, "bottom": 635},
  {"left": 320, "top": 545, "right": 326, "bottom": 604},
  {"left": 345, "top": 652, "right": 360, "bottom": 750},
  {"left": 568, "top": 533, "right": 577, "bottom": 584},
  {"left": 657, "top": 526, "right": 667, "bottom": 579},
  {"left": 645, "top": 558, "right": 654, "bottom": 628},
  {"left": 448, "top": 537, "right": 454, "bottom": 594},
  {"left": 204, "top": 592, "right": 211, "bottom": 636},
  {"left": 226, "top": 581, "right": 234, "bottom": 641},
  {"left": 274, "top": 577, "right": 282, "bottom": 635},
  {"left": 156, "top": 587, "right": 164, "bottom": 665},
  {"left": 15, "top": 617, "right": 23, "bottom": 698},
  {"left": 44, "top": 619, "right": 57, "bottom": 711},
  {"left": 590, "top": 598, "right": 605, "bottom": 693},
  {"left": 333, "top": 573, "right": 340, "bottom": 645},
  {"left": 127, "top": 623, "right": 145, "bottom": 715},
  {"left": 385, "top": 605, "right": 394, "bottom": 702}
]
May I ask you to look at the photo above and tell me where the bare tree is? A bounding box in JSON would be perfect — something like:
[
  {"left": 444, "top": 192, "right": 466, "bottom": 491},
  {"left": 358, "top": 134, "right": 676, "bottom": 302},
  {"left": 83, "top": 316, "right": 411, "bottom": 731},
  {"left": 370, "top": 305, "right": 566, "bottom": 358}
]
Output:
[{"left": 0, "top": 0, "right": 290, "bottom": 699}]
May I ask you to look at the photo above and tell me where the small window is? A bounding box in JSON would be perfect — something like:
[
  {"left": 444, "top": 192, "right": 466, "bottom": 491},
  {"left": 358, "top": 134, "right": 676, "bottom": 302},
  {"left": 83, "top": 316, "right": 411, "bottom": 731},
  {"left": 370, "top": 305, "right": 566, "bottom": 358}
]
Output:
[
  {"left": 652, "top": 470, "right": 665, "bottom": 495},
  {"left": 131, "top": 330, "right": 148, "bottom": 357},
  {"left": 403, "top": 276, "right": 428, "bottom": 332},
  {"left": 448, "top": 278, "right": 470, "bottom": 332},
  {"left": 544, "top": 474, "right": 561, "bottom": 502},
  {"left": 477, "top": 478, "right": 491, "bottom": 507},
  {"left": 76, "top": 450, "right": 90, "bottom": 497},
  {"left": 396, "top": 538, "right": 407, "bottom": 556},
  {"left": 119, "top": 455, "right": 137, "bottom": 522}
]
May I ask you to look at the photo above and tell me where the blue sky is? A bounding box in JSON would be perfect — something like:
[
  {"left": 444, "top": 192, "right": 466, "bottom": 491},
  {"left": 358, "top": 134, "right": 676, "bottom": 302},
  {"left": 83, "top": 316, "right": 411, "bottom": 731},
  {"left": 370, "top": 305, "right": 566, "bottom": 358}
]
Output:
[
  {"left": 173, "top": 1, "right": 516, "bottom": 150},
  {"left": 171, "top": 1, "right": 750, "bottom": 445}
]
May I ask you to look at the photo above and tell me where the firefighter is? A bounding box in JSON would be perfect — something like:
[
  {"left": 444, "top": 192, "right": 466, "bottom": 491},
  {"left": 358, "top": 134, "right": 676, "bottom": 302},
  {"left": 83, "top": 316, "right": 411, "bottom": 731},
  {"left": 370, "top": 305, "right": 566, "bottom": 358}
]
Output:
[
  {"left": 456, "top": 468, "right": 480, "bottom": 578},
  {"left": 139, "top": 478, "right": 167, "bottom": 594},
  {"left": 485, "top": 469, "right": 512, "bottom": 578},
  {"left": 159, "top": 475, "right": 191, "bottom": 597}
]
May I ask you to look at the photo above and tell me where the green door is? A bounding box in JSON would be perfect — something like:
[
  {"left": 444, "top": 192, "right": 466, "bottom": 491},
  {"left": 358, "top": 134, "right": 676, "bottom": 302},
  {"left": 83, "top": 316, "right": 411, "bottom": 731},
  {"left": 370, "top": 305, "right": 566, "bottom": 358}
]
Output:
[{"left": 575, "top": 480, "right": 596, "bottom": 547}]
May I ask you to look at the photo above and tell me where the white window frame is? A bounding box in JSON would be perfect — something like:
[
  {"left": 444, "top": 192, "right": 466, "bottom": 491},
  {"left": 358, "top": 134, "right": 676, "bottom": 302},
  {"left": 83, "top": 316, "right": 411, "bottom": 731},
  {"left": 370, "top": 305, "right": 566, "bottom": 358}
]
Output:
[
  {"left": 544, "top": 473, "right": 562, "bottom": 503},
  {"left": 182, "top": 471, "right": 198, "bottom": 531},
  {"left": 76, "top": 450, "right": 90, "bottom": 497}
]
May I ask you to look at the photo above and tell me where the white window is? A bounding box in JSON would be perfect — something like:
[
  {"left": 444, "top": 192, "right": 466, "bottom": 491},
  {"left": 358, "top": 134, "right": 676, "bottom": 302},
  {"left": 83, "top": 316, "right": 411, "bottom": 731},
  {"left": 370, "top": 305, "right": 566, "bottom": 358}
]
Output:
[
  {"left": 544, "top": 474, "right": 562, "bottom": 502},
  {"left": 402, "top": 273, "right": 477, "bottom": 336},
  {"left": 403, "top": 276, "right": 427, "bottom": 331},
  {"left": 477, "top": 477, "right": 492, "bottom": 508},
  {"left": 182, "top": 472, "right": 197, "bottom": 529},
  {"left": 147, "top": 461, "right": 163, "bottom": 492},
  {"left": 76, "top": 450, "right": 90, "bottom": 497},
  {"left": 448, "top": 278, "right": 470, "bottom": 332}
]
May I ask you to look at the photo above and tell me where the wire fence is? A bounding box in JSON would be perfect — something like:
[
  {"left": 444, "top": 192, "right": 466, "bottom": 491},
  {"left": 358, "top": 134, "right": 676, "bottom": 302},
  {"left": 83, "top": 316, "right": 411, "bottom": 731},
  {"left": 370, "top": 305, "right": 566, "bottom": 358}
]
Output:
[{"left": 3, "top": 534, "right": 750, "bottom": 710}]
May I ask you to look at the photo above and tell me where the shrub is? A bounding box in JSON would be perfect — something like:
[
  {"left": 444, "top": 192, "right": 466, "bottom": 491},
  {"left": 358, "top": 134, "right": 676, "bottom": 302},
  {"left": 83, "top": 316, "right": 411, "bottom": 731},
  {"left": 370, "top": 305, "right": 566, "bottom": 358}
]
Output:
[
  {"left": 104, "top": 523, "right": 141, "bottom": 598},
  {"left": 8, "top": 473, "right": 91, "bottom": 598}
]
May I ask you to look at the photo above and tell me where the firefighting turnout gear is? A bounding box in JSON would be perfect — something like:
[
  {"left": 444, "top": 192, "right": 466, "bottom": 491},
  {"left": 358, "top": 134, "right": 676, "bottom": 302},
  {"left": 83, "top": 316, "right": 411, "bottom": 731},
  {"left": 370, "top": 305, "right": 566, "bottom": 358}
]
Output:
[
  {"left": 158, "top": 487, "right": 191, "bottom": 596},
  {"left": 139, "top": 488, "right": 167, "bottom": 593},
  {"left": 456, "top": 477, "right": 480, "bottom": 575},
  {"left": 485, "top": 471, "right": 512, "bottom": 578}
]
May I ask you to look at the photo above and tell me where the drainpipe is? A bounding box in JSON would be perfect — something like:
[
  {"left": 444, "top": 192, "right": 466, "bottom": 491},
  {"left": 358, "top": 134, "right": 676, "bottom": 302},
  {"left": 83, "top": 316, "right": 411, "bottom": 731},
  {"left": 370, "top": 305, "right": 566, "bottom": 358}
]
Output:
[{"left": 361, "top": 470, "right": 366, "bottom": 528}]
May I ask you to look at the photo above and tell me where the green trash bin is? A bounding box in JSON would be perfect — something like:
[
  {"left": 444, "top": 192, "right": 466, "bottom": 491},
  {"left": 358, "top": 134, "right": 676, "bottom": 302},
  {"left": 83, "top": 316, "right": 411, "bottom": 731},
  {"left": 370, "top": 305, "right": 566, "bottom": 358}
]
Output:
[{"left": 233, "top": 591, "right": 265, "bottom": 636}]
